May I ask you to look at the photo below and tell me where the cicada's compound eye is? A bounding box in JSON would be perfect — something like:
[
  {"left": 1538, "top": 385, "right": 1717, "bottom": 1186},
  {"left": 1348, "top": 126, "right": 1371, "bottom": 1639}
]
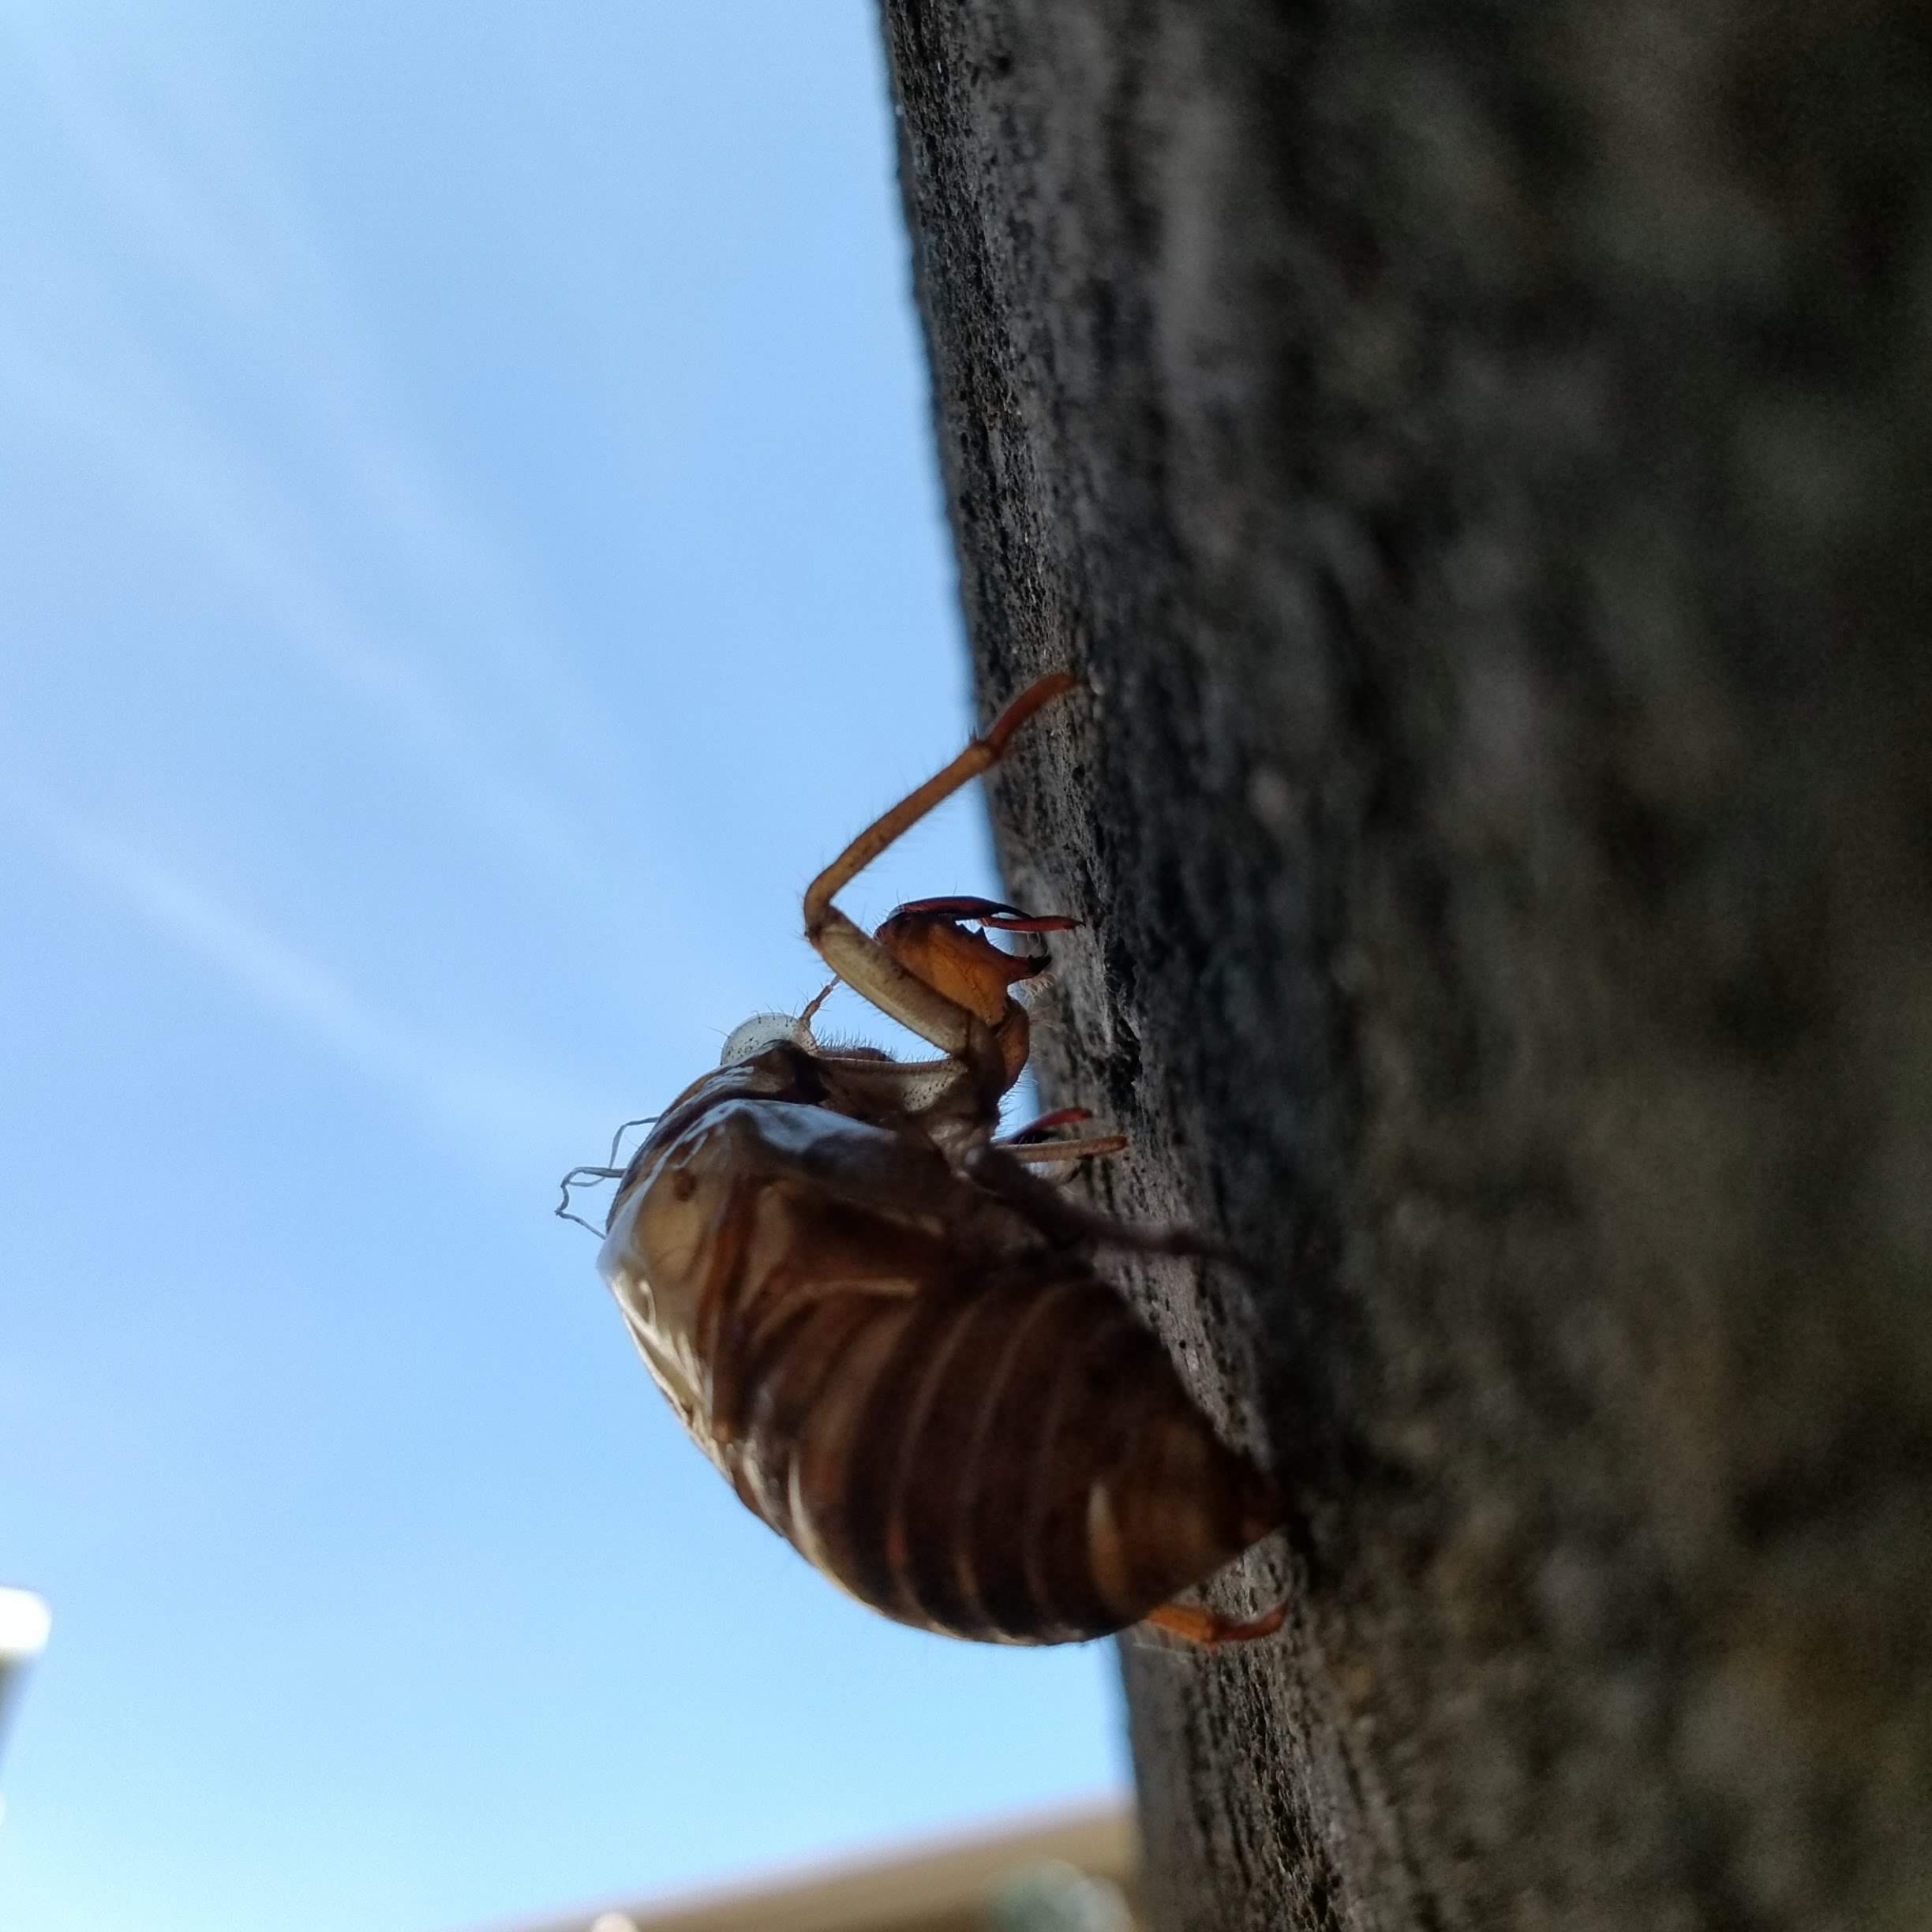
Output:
[{"left": 719, "top": 1012, "right": 799, "bottom": 1066}]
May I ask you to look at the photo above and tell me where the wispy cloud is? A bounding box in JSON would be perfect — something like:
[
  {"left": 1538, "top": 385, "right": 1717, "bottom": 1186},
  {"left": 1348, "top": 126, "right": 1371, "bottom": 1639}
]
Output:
[
  {"left": 0, "top": 12, "right": 635, "bottom": 896},
  {"left": 0, "top": 324, "right": 607, "bottom": 893},
  {"left": 4, "top": 785, "right": 624, "bottom": 1182}
]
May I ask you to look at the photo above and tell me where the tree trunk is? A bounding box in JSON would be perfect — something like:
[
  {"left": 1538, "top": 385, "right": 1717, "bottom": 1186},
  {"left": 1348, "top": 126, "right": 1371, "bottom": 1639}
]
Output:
[{"left": 876, "top": 3, "right": 1932, "bottom": 1929}]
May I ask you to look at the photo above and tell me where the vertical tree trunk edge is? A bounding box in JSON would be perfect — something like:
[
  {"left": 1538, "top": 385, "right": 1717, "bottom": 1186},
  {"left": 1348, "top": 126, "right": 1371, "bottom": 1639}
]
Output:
[{"left": 878, "top": 5, "right": 1932, "bottom": 1929}]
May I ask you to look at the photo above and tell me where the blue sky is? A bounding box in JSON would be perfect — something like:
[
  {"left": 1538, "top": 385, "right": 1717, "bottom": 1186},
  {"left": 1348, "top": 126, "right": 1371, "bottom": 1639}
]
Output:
[{"left": 0, "top": 6, "right": 1124, "bottom": 1929}]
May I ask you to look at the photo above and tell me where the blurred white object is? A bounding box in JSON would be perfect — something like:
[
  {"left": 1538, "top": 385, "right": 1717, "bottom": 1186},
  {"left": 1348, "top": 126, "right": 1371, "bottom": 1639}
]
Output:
[
  {"left": 990, "top": 1861, "right": 1135, "bottom": 1932},
  {"left": 0, "top": 1587, "right": 52, "bottom": 1821}
]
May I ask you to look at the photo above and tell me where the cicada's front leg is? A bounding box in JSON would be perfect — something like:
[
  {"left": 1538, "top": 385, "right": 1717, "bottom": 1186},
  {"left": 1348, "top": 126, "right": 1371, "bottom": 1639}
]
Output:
[
  {"left": 802, "top": 672, "right": 1079, "bottom": 1104},
  {"left": 872, "top": 895, "right": 1077, "bottom": 1096}
]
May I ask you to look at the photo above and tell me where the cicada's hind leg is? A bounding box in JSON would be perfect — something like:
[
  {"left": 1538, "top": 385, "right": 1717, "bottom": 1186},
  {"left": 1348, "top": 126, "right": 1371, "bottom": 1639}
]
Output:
[
  {"left": 1140, "top": 1466, "right": 1290, "bottom": 1647},
  {"left": 802, "top": 671, "right": 1079, "bottom": 1103},
  {"left": 1143, "top": 1597, "right": 1290, "bottom": 1647}
]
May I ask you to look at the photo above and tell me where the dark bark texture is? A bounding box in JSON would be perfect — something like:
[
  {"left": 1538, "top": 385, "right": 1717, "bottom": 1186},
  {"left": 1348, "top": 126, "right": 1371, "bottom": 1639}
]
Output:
[{"left": 877, "top": 3, "right": 1932, "bottom": 1930}]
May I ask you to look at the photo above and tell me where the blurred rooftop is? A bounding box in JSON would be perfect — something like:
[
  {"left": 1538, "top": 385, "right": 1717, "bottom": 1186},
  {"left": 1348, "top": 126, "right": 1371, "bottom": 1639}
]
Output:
[{"left": 481, "top": 1803, "right": 1140, "bottom": 1932}]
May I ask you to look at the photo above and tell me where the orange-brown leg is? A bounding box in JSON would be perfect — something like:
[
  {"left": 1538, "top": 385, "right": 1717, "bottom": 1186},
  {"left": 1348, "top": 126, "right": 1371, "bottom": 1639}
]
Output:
[
  {"left": 1002, "top": 1136, "right": 1130, "bottom": 1166},
  {"left": 966, "top": 1142, "right": 1252, "bottom": 1271},
  {"left": 887, "top": 895, "right": 1077, "bottom": 938},
  {"left": 873, "top": 906, "right": 1065, "bottom": 1022},
  {"left": 1142, "top": 1596, "right": 1290, "bottom": 1647},
  {"left": 802, "top": 672, "right": 1077, "bottom": 1079},
  {"left": 998, "top": 1106, "right": 1129, "bottom": 1166}
]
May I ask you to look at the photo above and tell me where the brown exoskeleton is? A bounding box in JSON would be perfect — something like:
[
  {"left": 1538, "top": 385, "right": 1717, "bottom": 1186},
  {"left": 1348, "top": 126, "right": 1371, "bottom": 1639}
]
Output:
[{"left": 568, "top": 672, "right": 1284, "bottom": 1646}]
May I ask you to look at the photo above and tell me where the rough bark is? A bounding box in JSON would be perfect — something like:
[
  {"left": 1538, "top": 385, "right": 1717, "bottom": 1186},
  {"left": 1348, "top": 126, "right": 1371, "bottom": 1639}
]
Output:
[{"left": 876, "top": 4, "right": 1932, "bottom": 1930}]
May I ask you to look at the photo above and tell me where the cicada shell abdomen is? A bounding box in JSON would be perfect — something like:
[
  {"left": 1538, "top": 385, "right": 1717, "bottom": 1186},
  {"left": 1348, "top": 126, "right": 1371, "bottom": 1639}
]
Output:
[
  {"left": 599, "top": 1047, "right": 1282, "bottom": 1646},
  {"left": 755, "top": 1264, "right": 1282, "bottom": 1644}
]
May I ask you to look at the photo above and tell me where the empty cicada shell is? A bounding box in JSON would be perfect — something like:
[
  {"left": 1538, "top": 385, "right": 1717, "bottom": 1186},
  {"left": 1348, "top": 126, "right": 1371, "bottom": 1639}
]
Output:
[{"left": 570, "top": 672, "right": 1284, "bottom": 1646}]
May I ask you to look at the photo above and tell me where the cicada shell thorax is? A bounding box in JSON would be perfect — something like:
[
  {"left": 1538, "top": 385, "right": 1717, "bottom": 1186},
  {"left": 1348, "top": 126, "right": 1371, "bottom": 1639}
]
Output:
[{"left": 598, "top": 1043, "right": 1282, "bottom": 1645}]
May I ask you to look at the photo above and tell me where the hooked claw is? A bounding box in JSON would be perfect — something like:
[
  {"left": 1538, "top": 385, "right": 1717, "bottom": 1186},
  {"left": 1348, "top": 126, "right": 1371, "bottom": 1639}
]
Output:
[
  {"left": 888, "top": 895, "right": 1080, "bottom": 936},
  {"left": 874, "top": 897, "right": 1079, "bottom": 1024}
]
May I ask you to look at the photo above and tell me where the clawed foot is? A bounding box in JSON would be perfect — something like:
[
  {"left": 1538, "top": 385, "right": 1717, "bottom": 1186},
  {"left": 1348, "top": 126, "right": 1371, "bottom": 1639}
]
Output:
[
  {"left": 998, "top": 1106, "right": 1129, "bottom": 1168},
  {"left": 877, "top": 896, "right": 1078, "bottom": 998},
  {"left": 1141, "top": 1595, "right": 1290, "bottom": 1648}
]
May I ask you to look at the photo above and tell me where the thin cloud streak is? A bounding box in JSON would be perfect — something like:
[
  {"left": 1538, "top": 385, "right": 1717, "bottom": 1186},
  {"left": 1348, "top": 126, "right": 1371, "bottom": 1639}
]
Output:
[
  {"left": 4, "top": 785, "right": 624, "bottom": 1185},
  {"left": 0, "top": 326, "right": 606, "bottom": 904},
  {"left": 1, "top": 14, "right": 635, "bottom": 890},
  {"left": 9, "top": 9, "right": 606, "bottom": 704}
]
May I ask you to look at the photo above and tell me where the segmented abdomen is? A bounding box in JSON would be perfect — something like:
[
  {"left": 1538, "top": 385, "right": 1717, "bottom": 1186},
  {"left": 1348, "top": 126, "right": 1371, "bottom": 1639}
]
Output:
[
  {"left": 600, "top": 1085, "right": 1279, "bottom": 1646},
  {"left": 740, "top": 1262, "right": 1279, "bottom": 1643}
]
